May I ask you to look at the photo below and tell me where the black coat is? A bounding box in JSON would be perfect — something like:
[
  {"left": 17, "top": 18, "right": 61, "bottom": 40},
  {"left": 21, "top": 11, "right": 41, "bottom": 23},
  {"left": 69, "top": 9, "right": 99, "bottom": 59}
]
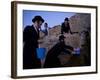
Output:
[
  {"left": 44, "top": 41, "right": 73, "bottom": 68},
  {"left": 23, "top": 25, "right": 41, "bottom": 69}
]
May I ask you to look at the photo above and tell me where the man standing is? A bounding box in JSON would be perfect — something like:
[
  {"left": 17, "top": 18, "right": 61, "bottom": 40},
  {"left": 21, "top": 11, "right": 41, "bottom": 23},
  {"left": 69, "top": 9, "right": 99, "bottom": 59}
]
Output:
[
  {"left": 61, "top": 17, "right": 72, "bottom": 34},
  {"left": 23, "top": 16, "right": 44, "bottom": 69}
]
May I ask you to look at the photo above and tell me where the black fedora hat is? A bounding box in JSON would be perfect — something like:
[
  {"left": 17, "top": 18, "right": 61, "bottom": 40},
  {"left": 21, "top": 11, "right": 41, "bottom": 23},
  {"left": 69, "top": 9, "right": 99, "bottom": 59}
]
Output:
[
  {"left": 32, "top": 15, "right": 44, "bottom": 23},
  {"left": 64, "top": 17, "right": 69, "bottom": 21}
]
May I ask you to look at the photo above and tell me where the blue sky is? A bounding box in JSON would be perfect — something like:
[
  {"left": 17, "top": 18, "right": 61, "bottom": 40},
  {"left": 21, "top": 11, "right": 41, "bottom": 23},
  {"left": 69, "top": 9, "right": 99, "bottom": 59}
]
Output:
[{"left": 23, "top": 10, "right": 76, "bottom": 29}]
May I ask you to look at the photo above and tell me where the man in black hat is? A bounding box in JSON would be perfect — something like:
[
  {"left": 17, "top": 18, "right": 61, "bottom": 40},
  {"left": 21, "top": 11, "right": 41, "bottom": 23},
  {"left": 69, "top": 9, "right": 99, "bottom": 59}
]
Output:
[
  {"left": 23, "top": 15, "right": 44, "bottom": 69},
  {"left": 61, "top": 17, "right": 72, "bottom": 34}
]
